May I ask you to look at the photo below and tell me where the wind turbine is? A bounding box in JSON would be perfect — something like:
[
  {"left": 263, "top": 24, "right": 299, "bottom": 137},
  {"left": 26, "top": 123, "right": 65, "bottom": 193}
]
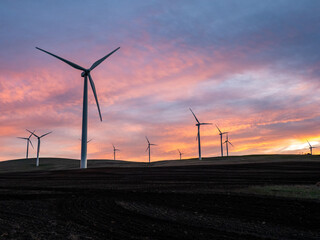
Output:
[
  {"left": 36, "top": 46, "right": 120, "bottom": 169},
  {"left": 17, "top": 130, "right": 34, "bottom": 160},
  {"left": 306, "top": 140, "right": 316, "bottom": 155},
  {"left": 189, "top": 108, "right": 212, "bottom": 160},
  {"left": 224, "top": 133, "right": 234, "bottom": 157},
  {"left": 27, "top": 130, "right": 52, "bottom": 167},
  {"left": 146, "top": 136, "right": 157, "bottom": 164},
  {"left": 177, "top": 149, "right": 184, "bottom": 160},
  {"left": 216, "top": 125, "right": 228, "bottom": 157},
  {"left": 112, "top": 144, "right": 120, "bottom": 161}
]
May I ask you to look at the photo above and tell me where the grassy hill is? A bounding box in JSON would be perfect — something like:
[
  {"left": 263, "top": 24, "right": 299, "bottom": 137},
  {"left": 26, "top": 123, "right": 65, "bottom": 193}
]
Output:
[{"left": 0, "top": 154, "right": 318, "bottom": 173}]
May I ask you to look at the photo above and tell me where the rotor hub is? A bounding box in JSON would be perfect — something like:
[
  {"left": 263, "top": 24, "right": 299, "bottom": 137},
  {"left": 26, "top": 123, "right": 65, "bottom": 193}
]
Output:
[{"left": 81, "top": 70, "right": 90, "bottom": 77}]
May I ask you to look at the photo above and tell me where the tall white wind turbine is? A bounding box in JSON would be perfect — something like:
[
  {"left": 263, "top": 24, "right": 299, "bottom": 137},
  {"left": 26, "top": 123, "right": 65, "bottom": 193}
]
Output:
[
  {"left": 177, "top": 149, "right": 184, "bottom": 160},
  {"left": 216, "top": 125, "right": 228, "bottom": 157},
  {"left": 189, "top": 108, "right": 212, "bottom": 160},
  {"left": 224, "top": 133, "right": 234, "bottom": 157},
  {"left": 36, "top": 46, "right": 120, "bottom": 169},
  {"left": 146, "top": 137, "right": 157, "bottom": 164},
  {"left": 27, "top": 130, "right": 52, "bottom": 167},
  {"left": 17, "top": 130, "right": 34, "bottom": 160},
  {"left": 307, "top": 140, "right": 316, "bottom": 155},
  {"left": 112, "top": 144, "right": 120, "bottom": 161}
]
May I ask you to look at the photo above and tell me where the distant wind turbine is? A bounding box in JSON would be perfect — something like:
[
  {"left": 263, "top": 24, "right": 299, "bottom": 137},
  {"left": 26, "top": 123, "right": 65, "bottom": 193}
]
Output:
[
  {"left": 224, "top": 133, "right": 234, "bottom": 157},
  {"left": 216, "top": 125, "right": 228, "bottom": 157},
  {"left": 27, "top": 130, "right": 52, "bottom": 167},
  {"left": 36, "top": 46, "right": 120, "bottom": 169},
  {"left": 17, "top": 130, "right": 35, "bottom": 160},
  {"left": 189, "top": 108, "right": 212, "bottom": 160},
  {"left": 146, "top": 137, "right": 157, "bottom": 164},
  {"left": 306, "top": 140, "right": 316, "bottom": 155},
  {"left": 177, "top": 149, "right": 184, "bottom": 160},
  {"left": 112, "top": 144, "right": 120, "bottom": 161}
]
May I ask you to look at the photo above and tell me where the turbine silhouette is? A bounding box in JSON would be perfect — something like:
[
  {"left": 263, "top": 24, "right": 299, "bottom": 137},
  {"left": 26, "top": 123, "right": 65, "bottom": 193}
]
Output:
[
  {"left": 189, "top": 108, "right": 212, "bottom": 160},
  {"left": 224, "top": 133, "right": 234, "bottom": 157},
  {"left": 36, "top": 46, "right": 120, "bottom": 169},
  {"left": 112, "top": 144, "right": 120, "bottom": 161},
  {"left": 146, "top": 136, "right": 157, "bottom": 164},
  {"left": 216, "top": 125, "right": 228, "bottom": 157},
  {"left": 17, "top": 130, "right": 35, "bottom": 160},
  {"left": 27, "top": 130, "right": 52, "bottom": 167},
  {"left": 177, "top": 149, "right": 184, "bottom": 160},
  {"left": 306, "top": 140, "right": 316, "bottom": 155}
]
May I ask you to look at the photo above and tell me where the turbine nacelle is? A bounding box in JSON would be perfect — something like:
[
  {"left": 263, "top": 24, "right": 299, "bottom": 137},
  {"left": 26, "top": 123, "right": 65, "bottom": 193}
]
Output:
[
  {"left": 216, "top": 125, "right": 227, "bottom": 135},
  {"left": 219, "top": 132, "right": 228, "bottom": 135},
  {"left": 81, "top": 70, "right": 90, "bottom": 77},
  {"left": 196, "top": 123, "right": 212, "bottom": 126}
]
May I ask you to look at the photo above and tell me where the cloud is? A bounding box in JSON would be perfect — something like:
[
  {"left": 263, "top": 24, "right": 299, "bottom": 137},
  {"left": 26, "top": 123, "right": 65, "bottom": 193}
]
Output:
[{"left": 0, "top": 0, "right": 319, "bottom": 161}]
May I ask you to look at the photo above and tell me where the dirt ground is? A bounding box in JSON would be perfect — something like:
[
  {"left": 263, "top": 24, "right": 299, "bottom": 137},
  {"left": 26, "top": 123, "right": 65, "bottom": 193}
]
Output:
[{"left": 0, "top": 159, "right": 319, "bottom": 239}]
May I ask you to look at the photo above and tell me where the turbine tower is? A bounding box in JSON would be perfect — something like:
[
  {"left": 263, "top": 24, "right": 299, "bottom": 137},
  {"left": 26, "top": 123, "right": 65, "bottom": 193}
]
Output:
[
  {"left": 146, "top": 136, "right": 157, "bottom": 164},
  {"left": 224, "top": 133, "right": 234, "bottom": 157},
  {"left": 36, "top": 46, "right": 120, "bottom": 169},
  {"left": 307, "top": 140, "right": 316, "bottom": 155},
  {"left": 79, "top": 138, "right": 92, "bottom": 143},
  {"left": 17, "top": 130, "right": 34, "bottom": 160},
  {"left": 216, "top": 125, "right": 228, "bottom": 157},
  {"left": 189, "top": 108, "right": 212, "bottom": 160},
  {"left": 27, "top": 130, "right": 52, "bottom": 167},
  {"left": 177, "top": 149, "right": 184, "bottom": 160},
  {"left": 112, "top": 144, "right": 120, "bottom": 161}
]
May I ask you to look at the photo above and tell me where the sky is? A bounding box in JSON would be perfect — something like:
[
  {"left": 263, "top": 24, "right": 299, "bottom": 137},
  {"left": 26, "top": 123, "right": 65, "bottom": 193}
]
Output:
[{"left": 0, "top": 0, "right": 319, "bottom": 162}]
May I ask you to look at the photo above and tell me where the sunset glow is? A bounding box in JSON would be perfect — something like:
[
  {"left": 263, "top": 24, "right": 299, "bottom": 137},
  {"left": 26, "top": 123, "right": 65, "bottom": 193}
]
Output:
[{"left": 1, "top": 0, "right": 319, "bottom": 162}]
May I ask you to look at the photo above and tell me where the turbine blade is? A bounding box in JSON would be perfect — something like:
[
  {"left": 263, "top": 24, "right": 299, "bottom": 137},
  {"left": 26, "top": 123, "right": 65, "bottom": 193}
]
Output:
[
  {"left": 189, "top": 108, "right": 200, "bottom": 123},
  {"left": 151, "top": 144, "right": 157, "bottom": 146},
  {"left": 145, "top": 136, "right": 150, "bottom": 144},
  {"left": 40, "top": 131, "right": 52, "bottom": 138},
  {"left": 87, "top": 139, "right": 92, "bottom": 143},
  {"left": 17, "top": 137, "right": 28, "bottom": 140},
  {"left": 145, "top": 146, "right": 149, "bottom": 152},
  {"left": 178, "top": 149, "right": 181, "bottom": 154},
  {"left": 306, "top": 140, "right": 311, "bottom": 147},
  {"left": 36, "top": 47, "right": 86, "bottom": 71},
  {"left": 90, "top": 47, "right": 120, "bottom": 71},
  {"left": 201, "top": 123, "right": 212, "bottom": 125},
  {"left": 88, "top": 73, "right": 102, "bottom": 121},
  {"left": 29, "top": 139, "right": 34, "bottom": 149},
  {"left": 28, "top": 130, "right": 35, "bottom": 138},
  {"left": 26, "top": 129, "right": 39, "bottom": 138},
  {"left": 229, "top": 141, "right": 234, "bottom": 147},
  {"left": 215, "top": 124, "right": 222, "bottom": 134}
]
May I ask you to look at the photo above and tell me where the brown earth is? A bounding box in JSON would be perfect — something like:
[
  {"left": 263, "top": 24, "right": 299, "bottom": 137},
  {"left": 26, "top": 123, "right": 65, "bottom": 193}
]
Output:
[{"left": 0, "top": 156, "right": 319, "bottom": 239}]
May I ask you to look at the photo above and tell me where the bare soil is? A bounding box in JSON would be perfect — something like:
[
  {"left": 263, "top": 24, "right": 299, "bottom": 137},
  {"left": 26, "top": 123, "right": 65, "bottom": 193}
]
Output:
[{"left": 0, "top": 157, "right": 319, "bottom": 239}]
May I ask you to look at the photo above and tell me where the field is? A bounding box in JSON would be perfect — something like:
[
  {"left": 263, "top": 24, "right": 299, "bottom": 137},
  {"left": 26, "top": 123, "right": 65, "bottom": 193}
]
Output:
[{"left": 0, "top": 155, "right": 319, "bottom": 239}]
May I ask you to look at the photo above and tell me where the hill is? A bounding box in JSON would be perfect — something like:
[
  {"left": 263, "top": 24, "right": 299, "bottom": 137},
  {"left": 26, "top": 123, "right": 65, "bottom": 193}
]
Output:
[{"left": 0, "top": 154, "right": 318, "bottom": 173}]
